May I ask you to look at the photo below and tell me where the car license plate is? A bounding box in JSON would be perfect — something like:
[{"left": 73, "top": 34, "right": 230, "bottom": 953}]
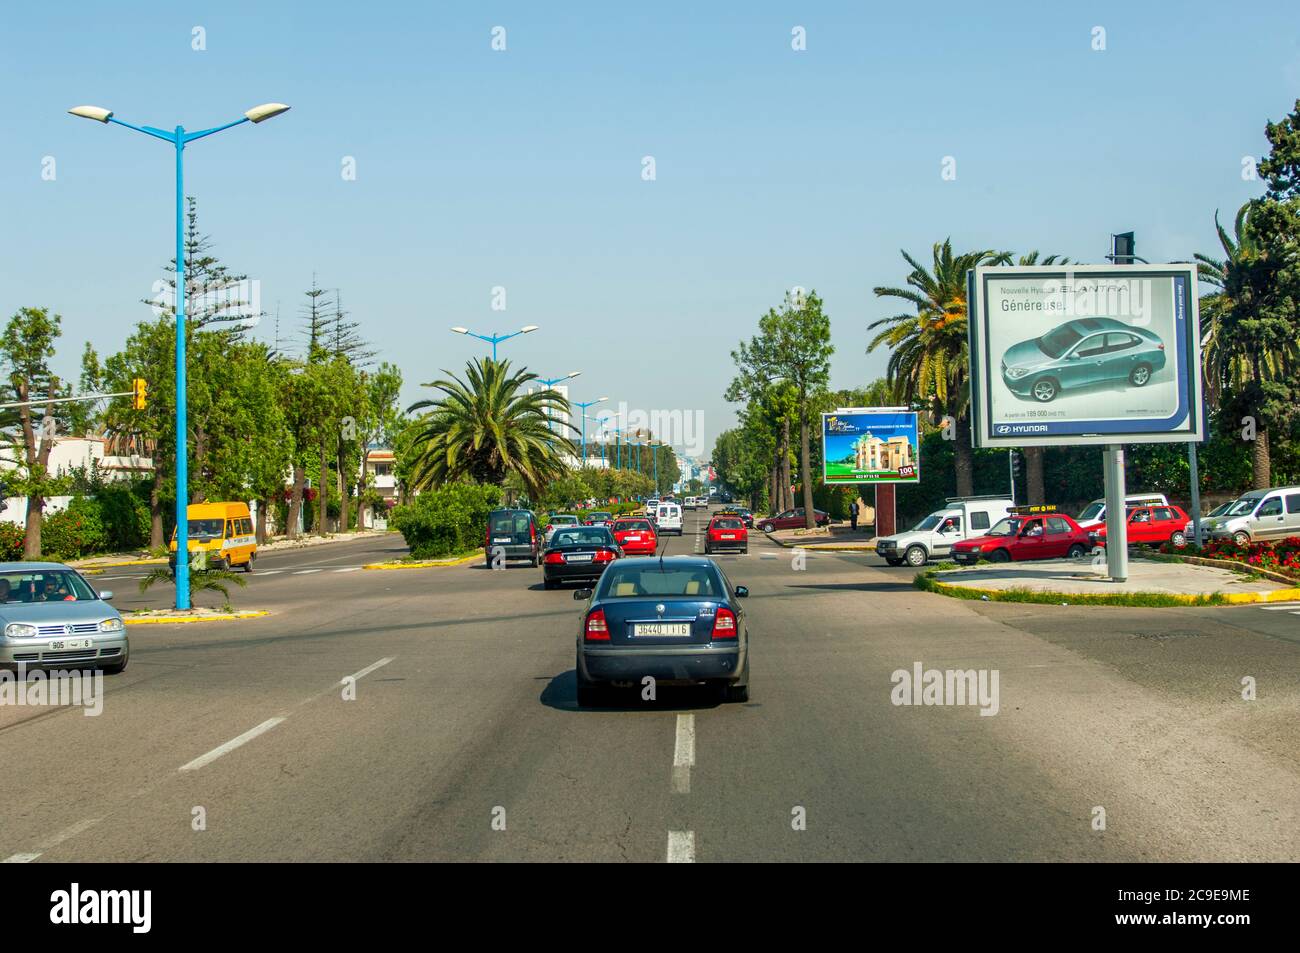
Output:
[
  {"left": 50, "top": 638, "right": 93, "bottom": 651},
  {"left": 566, "top": 554, "right": 592, "bottom": 563},
  {"left": 633, "top": 623, "right": 691, "bottom": 637},
  {"left": 722, "top": 534, "right": 735, "bottom": 539},
  {"left": 626, "top": 535, "right": 640, "bottom": 541},
  {"left": 493, "top": 537, "right": 512, "bottom": 543}
]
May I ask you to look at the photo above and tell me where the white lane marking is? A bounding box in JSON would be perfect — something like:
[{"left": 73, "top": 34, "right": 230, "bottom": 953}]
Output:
[
  {"left": 666, "top": 830, "right": 695, "bottom": 863},
  {"left": 760, "top": 553, "right": 777, "bottom": 559},
  {"left": 1257, "top": 603, "right": 1300, "bottom": 610},
  {"left": 333, "top": 567, "right": 362, "bottom": 573},
  {"left": 94, "top": 575, "right": 133, "bottom": 581},
  {"left": 292, "top": 569, "right": 323, "bottom": 575},
  {"left": 179, "top": 717, "right": 286, "bottom": 772},
  {"left": 342, "top": 656, "right": 394, "bottom": 684},
  {"left": 258, "top": 569, "right": 285, "bottom": 576},
  {"left": 1, "top": 853, "right": 41, "bottom": 863},
  {"left": 672, "top": 713, "right": 695, "bottom": 794},
  {"left": 35, "top": 817, "right": 103, "bottom": 851}
]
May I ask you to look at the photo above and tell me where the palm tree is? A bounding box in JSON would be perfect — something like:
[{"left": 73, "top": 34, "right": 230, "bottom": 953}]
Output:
[
  {"left": 1195, "top": 203, "right": 1295, "bottom": 488},
  {"left": 404, "top": 358, "right": 576, "bottom": 497},
  {"left": 869, "top": 240, "right": 1009, "bottom": 496}
]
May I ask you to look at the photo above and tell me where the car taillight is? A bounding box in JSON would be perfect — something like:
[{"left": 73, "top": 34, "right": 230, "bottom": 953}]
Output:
[
  {"left": 1157, "top": 343, "right": 1165, "bottom": 350},
  {"left": 545, "top": 524, "right": 553, "bottom": 533},
  {"left": 593, "top": 548, "right": 616, "bottom": 562},
  {"left": 544, "top": 552, "right": 564, "bottom": 564},
  {"left": 585, "top": 608, "right": 610, "bottom": 641},
  {"left": 711, "top": 607, "right": 737, "bottom": 639}
]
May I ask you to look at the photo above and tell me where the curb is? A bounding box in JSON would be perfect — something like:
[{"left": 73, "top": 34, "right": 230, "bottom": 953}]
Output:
[
  {"left": 124, "top": 610, "right": 270, "bottom": 625},
  {"left": 75, "top": 558, "right": 167, "bottom": 570},
  {"left": 920, "top": 570, "right": 1300, "bottom": 607},
  {"left": 1150, "top": 552, "right": 1300, "bottom": 588},
  {"left": 764, "top": 534, "right": 876, "bottom": 552},
  {"left": 364, "top": 552, "right": 482, "bottom": 570}
]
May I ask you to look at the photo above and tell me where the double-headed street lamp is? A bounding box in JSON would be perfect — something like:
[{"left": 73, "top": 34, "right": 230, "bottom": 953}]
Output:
[
  {"left": 572, "top": 396, "right": 607, "bottom": 463},
  {"left": 536, "top": 371, "right": 580, "bottom": 388},
  {"left": 450, "top": 325, "right": 538, "bottom": 360},
  {"left": 70, "top": 101, "right": 291, "bottom": 611}
]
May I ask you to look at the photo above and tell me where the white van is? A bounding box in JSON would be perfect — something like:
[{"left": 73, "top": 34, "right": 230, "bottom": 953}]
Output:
[
  {"left": 1075, "top": 493, "right": 1169, "bottom": 531},
  {"left": 875, "top": 496, "right": 1015, "bottom": 567},
  {"left": 1206, "top": 486, "right": 1300, "bottom": 546},
  {"left": 656, "top": 502, "right": 683, "bottom": 535}
]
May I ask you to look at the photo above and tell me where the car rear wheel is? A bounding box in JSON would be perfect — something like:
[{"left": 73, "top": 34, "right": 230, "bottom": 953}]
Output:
[
  {"left": 242, "top": 553, "right": 255, "bottom": 573},
  {"left": 989, "top": 548, "right": 1011, "bottom": 563},
  {"left": 576, "top": 660, "right": 606, "bottom": 708},
  {"left": 1032, "top": 378, "right": 1058, "bottom": 403},
  {"left": 904, "top": 545, "right": 928, "bottom": 567},
  {"left": 1170, "top": 531, "right": 1187, "bottom": 547},
  {"left": 1129, "top": 363, "right": 1152, "bottom": 387},
  {"left": 543, "top": 578, "right": 558, "bottom": 590},
  {"left": 1067, "top": 543, "right": 1086, "bottom": 559}
]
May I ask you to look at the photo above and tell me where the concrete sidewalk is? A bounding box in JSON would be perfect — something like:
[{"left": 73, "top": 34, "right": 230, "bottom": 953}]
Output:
[
  {"left": 766, "top": 524, "right": 877, "bottom": 550},
  {"left": 932, "top": 557, "right": 1300, "bottom": 602}
]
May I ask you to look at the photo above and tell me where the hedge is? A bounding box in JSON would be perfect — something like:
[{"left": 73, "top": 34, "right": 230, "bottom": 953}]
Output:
[{"left": 390, "top": 482, "right": 502, "bottom": 559}]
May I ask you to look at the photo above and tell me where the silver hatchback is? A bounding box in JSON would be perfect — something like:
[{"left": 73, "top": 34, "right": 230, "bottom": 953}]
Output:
[{"left": 0, "top": 563, "right": 129, "bottom": 673}]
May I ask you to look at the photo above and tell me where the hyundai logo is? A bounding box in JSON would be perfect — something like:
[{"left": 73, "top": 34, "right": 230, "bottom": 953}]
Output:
[{"left": 996, "top": 425, "right": 1012, "bottom": 435}]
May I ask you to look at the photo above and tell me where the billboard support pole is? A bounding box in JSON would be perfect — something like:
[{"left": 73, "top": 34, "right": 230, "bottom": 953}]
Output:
[
  {"left": 1188, "top": 443, "right": 1202, "bottom": 548},
  {"left": 1102, "top": 444, "right": 1128, "bottom": 582}
]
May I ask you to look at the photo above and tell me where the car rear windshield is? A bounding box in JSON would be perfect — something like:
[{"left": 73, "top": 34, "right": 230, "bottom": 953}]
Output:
[
  {"left": 600, "top": 566, "right": 722, "bottom": 598},
  {"left": 552, "top": 529, "right": 613, "bottom": 547},
  {"left": 713, "top": 519, "right": 743, "bottom": 529},
  {"left": 0, "top": 570, "right": 98, "bottom": 603},
  {"left": 490, "top": 513, "right": 531, "bottom": 535},
  {"left": 1037, "top": 324, "right": 1083, "bottom": 358},
  {"left": 589, "top": 513, "right": 612, "bottom": 521},
  {"left": 612, "top": 520, "right": 652, "bottom": 532},
  {"left": 552, "top": 516, "right": 579, "bottom": 525}
]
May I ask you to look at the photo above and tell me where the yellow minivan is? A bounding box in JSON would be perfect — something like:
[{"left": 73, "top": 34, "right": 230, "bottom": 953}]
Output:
[{"left": 168, "top": 502, "right": 257, "bottom": 573}]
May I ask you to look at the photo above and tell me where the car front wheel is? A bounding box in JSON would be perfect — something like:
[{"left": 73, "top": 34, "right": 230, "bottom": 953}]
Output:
[
  {"left": 1233, "top": 531, "right": 1250, "bottom": 547},
  {"left": 1067, "top": 543, "right": 1086, "bottom": 559},
  {"left": 904, "top": 545, "right": 928, "bottom": 567},
  {"left": 1031, "top": 378, "right": 1058, "bottom": 403},
  {"left": 885, "top": 557, "right": 904, "bottom": 566},
  {"left": 989, "top": 548, "right": 1011, "bottom": 563}
]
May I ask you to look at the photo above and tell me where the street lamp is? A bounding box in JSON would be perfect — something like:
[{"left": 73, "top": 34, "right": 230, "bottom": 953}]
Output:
[
  {"left": 450, "top": 325, "right": 539, "bottom": 360},
  {"left": 536, "top": 371, "right": 580, "bottom": 387},
  {"left": 572, "top": 396, "right": 607, "bottom": 464},
  {"left": 70, "top": 101, "right": 290, "bottom": 611}
]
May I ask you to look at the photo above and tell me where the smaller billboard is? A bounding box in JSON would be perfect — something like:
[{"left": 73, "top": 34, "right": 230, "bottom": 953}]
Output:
[{"left": 822, "top": 409, "right": 920, "bottom": 484}]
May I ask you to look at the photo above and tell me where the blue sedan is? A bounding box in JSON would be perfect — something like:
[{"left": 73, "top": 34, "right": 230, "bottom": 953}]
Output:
[
  {"left": 1000, "top": 317, "right": 1167, "bottom": 403},
  {"left": 573, "top": 556, "right": 750, "bottom": 706}
]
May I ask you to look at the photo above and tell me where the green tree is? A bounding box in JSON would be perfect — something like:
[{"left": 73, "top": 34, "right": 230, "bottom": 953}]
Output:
[
  {"left": 870, "top": 240, "right": 1009, "bottom": 497},
  {"left": 1, "top": 307, "right": 68, "bottom": 557},
  {"left": 404, "top": 357, "right": 575, "bottom": 497}
]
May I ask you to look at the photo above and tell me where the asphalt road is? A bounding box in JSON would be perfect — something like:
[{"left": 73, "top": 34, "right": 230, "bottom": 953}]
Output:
[{"left": 2, "top": 508, "right": 1297, "bottom": 862}]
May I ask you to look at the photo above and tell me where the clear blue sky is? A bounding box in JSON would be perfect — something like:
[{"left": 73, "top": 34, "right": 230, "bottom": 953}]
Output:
[{"left": 1, "top": 1, "right": 1294, "bottom": 454}]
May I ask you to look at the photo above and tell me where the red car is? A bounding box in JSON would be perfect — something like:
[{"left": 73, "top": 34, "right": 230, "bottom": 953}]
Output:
[
  {"left": 1090, "top": 503, "right": 1191, "bottom": 548},
  {"left": 951, "top": 507, "right": 1091, "bottom": 564},
  {"left": 757, "top": 507, "right": 830, "bottom": 533},
  {"left": 609, "top": 517, "right": 658, "bottom": 556},
  {"left": 705, "top": 515, "right": 748, "bottom": 554}
]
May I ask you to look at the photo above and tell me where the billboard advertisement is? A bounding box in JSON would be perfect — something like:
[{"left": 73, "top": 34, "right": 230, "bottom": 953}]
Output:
[
  {"left": 967, "top": 264, "right": 1202, "bottom": 448},
  {"left": 822, "top": 409, "right": 919, "bottom": 484}
]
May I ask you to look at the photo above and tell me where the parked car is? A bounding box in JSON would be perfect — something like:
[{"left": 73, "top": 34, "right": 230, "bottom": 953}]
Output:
[
  {"left": 1206, "top": 487, "right": 1300, "bottom": 546},
  {"left": 1182, "top": 501, "right": 1233, "bottom": 542},
  {"left": 875, "top": 496, "right": 1015, "bottom": 567},
  {"left": 704, "top": 515, "right": 748, "bottom": 554},
  {"left": 757, "top": 508, "right": 829, "bottom": 532},
  {"left": 1001, "top": 317, "right": 1167, "bottom": 403},
  {"left": 572, "top": 556, "right": 750, "bottom": 706},
  {"left": 583, "top": 512, "right": 614, "bottom": 527},
  {"left": 1075, "top": 493, "right": 1169, "bottom": 532},
  {"left": 0, "top": 563, "right": 128, "bottom": 673},
  {"left": 1090, "top": 503, "right": 1191, "bottom": 548},
  {"left": 485, "top": 508, "right": 541, "bottom": 567},
  {"left": 542, "top": 526, "right": 621, "bottom": 590},
  {"left": 950, "top": 507, "right": 1091, "bottom": 564}
]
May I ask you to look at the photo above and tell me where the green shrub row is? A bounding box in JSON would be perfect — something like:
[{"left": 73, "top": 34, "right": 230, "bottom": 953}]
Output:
[{"left": 390, "top": 482, "right": 502, "bottom": 559}]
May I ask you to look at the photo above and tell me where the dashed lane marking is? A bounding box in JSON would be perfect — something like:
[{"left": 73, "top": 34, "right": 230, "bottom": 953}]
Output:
[
  {"left": 672, "top": 713, "right": 695, "bottom": 794},
  {"left": 666, "top": 830, "right": 695, "bottom": 863}
]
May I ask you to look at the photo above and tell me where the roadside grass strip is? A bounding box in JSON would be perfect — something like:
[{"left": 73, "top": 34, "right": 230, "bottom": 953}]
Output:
[
  {"left": 123, "top": 609, "right": 270, "bottom": 625},
  {"left": 364, "top": 551, "right": 482, "bottom": 570},
  {"left": 912, "top": 570, "right": 1251, "bottom": 608}
]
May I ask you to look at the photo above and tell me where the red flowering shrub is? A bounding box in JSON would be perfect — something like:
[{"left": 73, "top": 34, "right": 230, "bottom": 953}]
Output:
[
  {"left": 1165, "top": 535, "right": 1300, "bottom": 577},
  {"left": 0, "top": 521, "right": 24, "bottom": 560}
]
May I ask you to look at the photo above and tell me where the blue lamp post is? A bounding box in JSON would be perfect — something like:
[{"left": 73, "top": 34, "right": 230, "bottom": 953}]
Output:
[
  {"left": 573, "top": 396, "right": 607, "bottom": 464},
  {"left": 450, "top": 325, "right": 539, "bottom": 360},
  {"left": 69, "top": 101, "right": 290, "bottom": 611},
  {"left": 536, "top": 371, "right": 580, "bottom": 388}
]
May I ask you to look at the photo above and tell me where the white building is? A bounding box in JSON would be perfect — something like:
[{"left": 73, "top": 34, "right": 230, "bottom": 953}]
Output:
[{"left": 2, "top": 435, "right": 152, "bottom": 525}]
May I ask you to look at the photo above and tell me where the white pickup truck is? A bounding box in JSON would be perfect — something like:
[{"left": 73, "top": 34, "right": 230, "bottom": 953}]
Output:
[{"left": 874, "top": 496, "right": 1015, "bottom": 567}]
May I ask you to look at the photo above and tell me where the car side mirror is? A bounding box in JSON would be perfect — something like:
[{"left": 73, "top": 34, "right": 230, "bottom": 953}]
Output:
[
  {"left": 99, "top": 590, "right": 114, "bottom": 601},
  {"left": 1066, "top": 353, "right": 1080, "bottom": 361},
  {"left": 735, "top": 586, "right": 749, "bottom": 598},
  {"left": 574, "top": 588, "right": 592, "bottom": 601}
]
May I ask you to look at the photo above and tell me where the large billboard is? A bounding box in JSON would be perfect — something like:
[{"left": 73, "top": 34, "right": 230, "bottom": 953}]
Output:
[
  {"left": 967, "top": 264, "right": 1202, "bottom": 448},
  {"left": 822, "top": 409, "right": 919, "bottom": 484}
]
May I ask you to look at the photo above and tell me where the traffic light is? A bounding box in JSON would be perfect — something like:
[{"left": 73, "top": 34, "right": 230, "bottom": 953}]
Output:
[
  {"left": 1010, "top": 450, "right": 1022, "bottom": 477},
  {"left": 132, "top": 378, "right": 148, "bottom": 410}
]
